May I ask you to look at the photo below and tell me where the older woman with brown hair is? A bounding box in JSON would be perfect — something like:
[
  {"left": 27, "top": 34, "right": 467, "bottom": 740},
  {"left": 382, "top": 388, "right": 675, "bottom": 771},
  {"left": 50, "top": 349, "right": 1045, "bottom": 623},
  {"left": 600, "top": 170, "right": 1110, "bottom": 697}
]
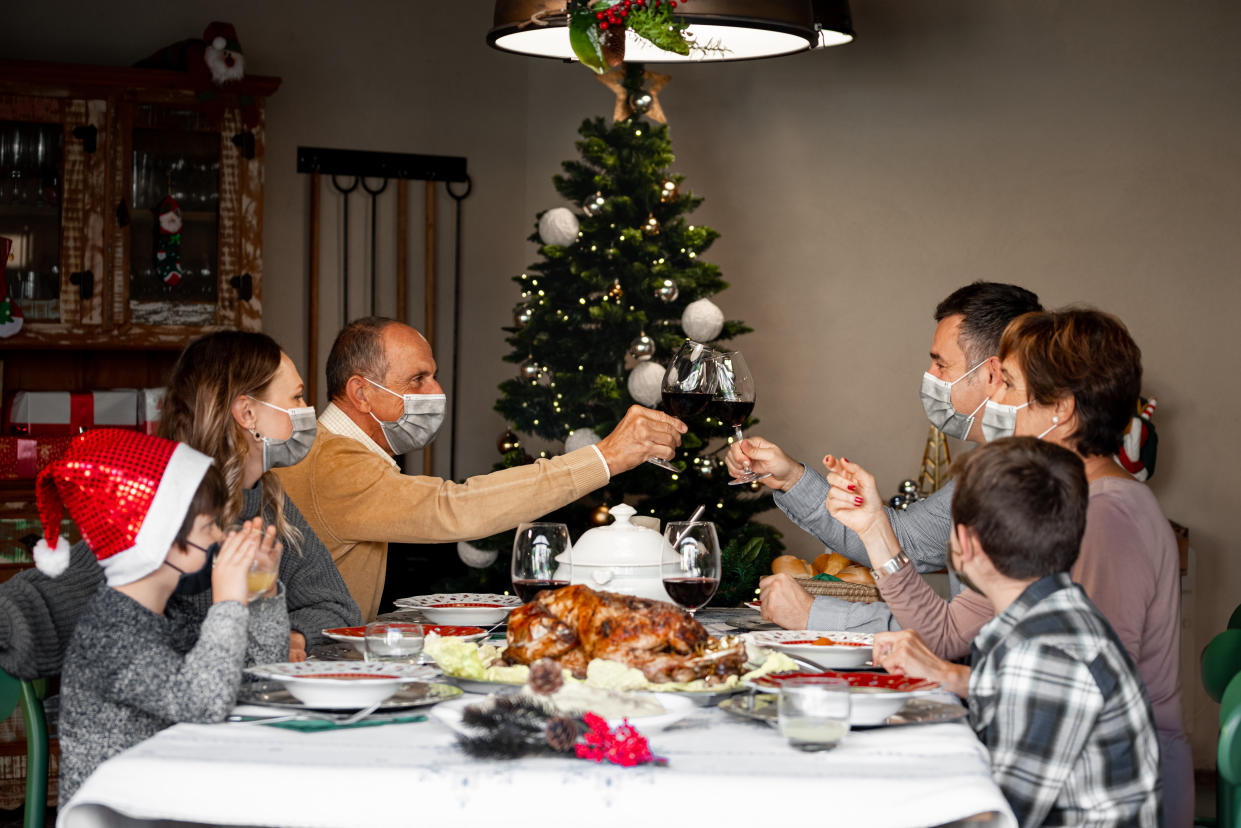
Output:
[
  {"left": 156, "top": 331, "right": 362, "bottom": 659},
  {"left": 827, "top": 309, "right": 1190, "bottom": 827}
]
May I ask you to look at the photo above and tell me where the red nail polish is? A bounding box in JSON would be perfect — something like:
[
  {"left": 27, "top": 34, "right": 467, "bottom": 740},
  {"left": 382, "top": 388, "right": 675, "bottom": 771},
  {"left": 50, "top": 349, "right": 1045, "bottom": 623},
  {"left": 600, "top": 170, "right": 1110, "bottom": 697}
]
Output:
[
  {"left": 843, "top": 458, "right": 849, "bottom": 463},
  {"left": 854, "top": 496, "right": 864, "bottom": 506},
  {"left": 847, "top": 484, "right": 857, "bottom": 492}
]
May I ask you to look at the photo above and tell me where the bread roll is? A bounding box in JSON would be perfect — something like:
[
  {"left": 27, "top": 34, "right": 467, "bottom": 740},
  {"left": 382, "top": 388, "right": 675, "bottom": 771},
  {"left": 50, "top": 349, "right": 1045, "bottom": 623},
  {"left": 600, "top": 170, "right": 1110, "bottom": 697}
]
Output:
[
  {"left": 835, "top": 564, "right": 876, "bottom": 586},
  {"left": 812, "top": 552, "right": 851, "bottom": 576},
  {"left": 772, "top": 555, "right": 813, "bottom": 577}
]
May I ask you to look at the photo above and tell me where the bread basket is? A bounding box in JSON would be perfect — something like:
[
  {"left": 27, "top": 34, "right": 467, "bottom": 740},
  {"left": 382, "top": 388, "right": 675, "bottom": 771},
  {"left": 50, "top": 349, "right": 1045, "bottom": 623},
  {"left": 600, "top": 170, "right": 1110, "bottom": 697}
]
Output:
[{"left": 794, "top": 576, "right": 882, "bottom": 603}]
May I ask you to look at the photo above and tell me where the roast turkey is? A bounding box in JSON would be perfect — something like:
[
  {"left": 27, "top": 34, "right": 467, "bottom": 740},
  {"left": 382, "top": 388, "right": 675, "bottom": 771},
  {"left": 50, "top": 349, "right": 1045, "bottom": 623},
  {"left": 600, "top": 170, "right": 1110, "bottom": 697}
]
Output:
[{"left": 504, "top": 584, "right": 747, "bottom": 684}]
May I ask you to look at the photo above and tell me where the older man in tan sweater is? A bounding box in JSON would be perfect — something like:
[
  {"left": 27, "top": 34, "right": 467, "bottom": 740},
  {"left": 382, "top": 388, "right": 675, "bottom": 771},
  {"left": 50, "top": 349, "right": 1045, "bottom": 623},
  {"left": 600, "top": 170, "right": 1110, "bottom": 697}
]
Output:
[{"left": 276, "top": 317, "right": 686, "bottom": 620}]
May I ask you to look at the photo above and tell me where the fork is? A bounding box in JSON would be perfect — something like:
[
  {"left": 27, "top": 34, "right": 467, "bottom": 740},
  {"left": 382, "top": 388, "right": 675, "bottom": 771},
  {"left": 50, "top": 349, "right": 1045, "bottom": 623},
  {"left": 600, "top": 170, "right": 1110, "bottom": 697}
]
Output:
[{"left": 229, "top": 699, "right": 385, "bottom": 727}]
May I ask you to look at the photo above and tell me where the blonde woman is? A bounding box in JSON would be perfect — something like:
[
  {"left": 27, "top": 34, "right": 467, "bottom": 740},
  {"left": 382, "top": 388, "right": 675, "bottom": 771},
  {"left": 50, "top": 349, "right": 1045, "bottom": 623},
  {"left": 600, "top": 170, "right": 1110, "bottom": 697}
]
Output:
[{"left": 157, "top": 331, "right": 361, "bottom": 659}]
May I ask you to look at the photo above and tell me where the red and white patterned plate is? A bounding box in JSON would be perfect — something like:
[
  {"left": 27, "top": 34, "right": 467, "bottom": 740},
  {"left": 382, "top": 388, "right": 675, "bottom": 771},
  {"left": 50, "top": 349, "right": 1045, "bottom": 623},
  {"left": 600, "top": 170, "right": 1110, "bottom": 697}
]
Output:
[
  {"left": 392, "top": 593, "right": 522, "bottom": 624},
  {"left": 748, "top": 629, "right": 874, "bottom": 668},
  {"left": 747, "top": 669, "right": 941, "bottom": 725},
  {"left": 322, "top": 625, "right": 488, "bottom": 653}
]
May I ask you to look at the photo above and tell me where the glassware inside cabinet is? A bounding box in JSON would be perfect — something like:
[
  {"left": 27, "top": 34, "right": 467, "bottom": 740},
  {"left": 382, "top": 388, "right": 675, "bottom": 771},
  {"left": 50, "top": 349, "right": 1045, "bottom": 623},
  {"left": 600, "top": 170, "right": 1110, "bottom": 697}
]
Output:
[
  {"left": 0, "top": 120, "right": 63, "bottom": 323},
  {"left": 128, "top": 105, "right": 219, "bottom": 327}
]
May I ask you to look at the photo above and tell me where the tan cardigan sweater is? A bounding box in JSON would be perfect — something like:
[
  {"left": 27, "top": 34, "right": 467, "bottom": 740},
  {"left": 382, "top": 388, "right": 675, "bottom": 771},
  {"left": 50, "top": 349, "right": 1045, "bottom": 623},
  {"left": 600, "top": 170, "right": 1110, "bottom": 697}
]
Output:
[{"left": 274, "top": 404, "right": 610, "bottom": 621}]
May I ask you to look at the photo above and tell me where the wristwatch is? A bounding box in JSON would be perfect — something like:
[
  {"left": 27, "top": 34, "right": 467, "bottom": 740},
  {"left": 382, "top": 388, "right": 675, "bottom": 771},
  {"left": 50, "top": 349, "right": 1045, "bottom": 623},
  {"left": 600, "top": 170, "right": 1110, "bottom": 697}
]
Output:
[{"left": 871, "top": 551, "right": 910, "bottom": 583}]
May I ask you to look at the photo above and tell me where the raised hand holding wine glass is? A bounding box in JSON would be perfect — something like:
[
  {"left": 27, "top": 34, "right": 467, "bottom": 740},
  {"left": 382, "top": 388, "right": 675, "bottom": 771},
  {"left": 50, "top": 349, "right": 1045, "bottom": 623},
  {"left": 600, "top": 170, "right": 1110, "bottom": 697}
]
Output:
[
  {"left": 512, "top": 522, "right": 572, "bottom": 603},
  {"left": 661, "top": 521, "right": 721, "bottom": 615},
  {"left": 713, "top": 350, "right": 772, "bottom": 485},
  {"left": 648, "top": 339, "right": 716, "bottom": 472}
]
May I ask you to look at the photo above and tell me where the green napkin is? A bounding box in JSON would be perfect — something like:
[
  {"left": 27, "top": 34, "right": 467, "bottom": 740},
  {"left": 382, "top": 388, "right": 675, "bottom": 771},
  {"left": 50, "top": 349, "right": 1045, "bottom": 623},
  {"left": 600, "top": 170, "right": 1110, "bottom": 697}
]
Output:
[
  {"left": 811, "top": 572, "right": 843, "bottom": 582},
  {"left": 262, "top": 714, "right": 427, "bottom": 732}
]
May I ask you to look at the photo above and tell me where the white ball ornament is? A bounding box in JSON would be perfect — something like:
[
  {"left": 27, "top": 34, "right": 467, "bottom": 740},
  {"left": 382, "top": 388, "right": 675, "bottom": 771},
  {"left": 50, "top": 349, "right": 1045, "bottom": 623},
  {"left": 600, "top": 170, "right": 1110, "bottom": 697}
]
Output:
[
  {"left": 457, "top": 541, "right": 499, "bottom": 569},
  {"left": 538, "top": 207, "right": 580, "bottom": 247},
  {"left": 565, "top": 427, "right": 602, "bottom": 453},
  {"left": 681, "top": 298, "right": 725, "bottom": 342},
  {"left": 627, "top": 360, "right": 665, "bottom": 406}
]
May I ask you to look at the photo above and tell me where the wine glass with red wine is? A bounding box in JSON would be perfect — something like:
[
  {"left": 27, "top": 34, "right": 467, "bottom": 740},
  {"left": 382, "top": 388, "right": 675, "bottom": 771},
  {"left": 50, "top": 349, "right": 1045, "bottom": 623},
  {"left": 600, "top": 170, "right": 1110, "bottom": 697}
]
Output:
[
  {"left": 662, "top": 521, "right": 721, "bottom": 615},
  {"left": 649, "top": 339, "right": 717, "bottom": 472},
  {"left": 712, "top": 350, "right": 772, "bottom": 486},
  {"left": 512, "top": 522, "right": 572, "bottom": 603}
]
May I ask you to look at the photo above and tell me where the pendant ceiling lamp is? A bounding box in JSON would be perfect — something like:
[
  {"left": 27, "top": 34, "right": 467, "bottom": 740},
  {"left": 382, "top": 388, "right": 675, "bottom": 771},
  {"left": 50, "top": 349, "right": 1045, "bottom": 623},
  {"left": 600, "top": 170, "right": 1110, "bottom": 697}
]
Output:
[{"left": 488, "top": 0, "right": 853, "bottom": 67}]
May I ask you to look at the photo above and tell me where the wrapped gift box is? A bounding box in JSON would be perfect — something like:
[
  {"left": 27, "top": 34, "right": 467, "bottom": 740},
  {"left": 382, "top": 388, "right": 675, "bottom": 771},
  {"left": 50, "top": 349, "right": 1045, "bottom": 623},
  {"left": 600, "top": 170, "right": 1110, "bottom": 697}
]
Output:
[
  {"left": 8, "top": 390, "right": 140, "bottom": 436},
  {"left": 139, "top": 387, "right": 166, "bottom": 435},
  {"left": 0, "top": 436, "right": 74, "bottom": 479}
]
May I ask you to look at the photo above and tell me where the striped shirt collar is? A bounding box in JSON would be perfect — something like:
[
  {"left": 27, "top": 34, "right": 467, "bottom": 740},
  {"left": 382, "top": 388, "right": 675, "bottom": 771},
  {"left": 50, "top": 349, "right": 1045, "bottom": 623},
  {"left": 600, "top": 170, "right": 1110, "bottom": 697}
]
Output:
[{"left": 319, "top": 402, "right": 399, "bottom": 470}]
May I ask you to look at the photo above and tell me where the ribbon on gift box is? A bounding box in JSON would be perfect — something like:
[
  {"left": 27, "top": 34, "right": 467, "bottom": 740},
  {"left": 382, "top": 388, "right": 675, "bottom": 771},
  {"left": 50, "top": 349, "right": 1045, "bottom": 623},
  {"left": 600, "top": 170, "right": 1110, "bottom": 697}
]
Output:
[{"left": 9, "top": 391, "right": 140, "bottom": 436}]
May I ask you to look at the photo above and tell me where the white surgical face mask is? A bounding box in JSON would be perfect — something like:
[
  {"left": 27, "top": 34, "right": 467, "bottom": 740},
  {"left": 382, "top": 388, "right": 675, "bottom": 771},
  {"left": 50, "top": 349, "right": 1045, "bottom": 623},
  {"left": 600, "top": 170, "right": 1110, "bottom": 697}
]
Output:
[
  {"left": 366, "top": 378, "right": 446, "bottom": 454},
  {"left": 919, "top": 359, "right": 988, "bottom": 441},
  {"left": 979, "top": 398, "right": 1028, "bottom": 443},
  {"left": 249, "top": 397, "right": 317, "bottom": 471}
]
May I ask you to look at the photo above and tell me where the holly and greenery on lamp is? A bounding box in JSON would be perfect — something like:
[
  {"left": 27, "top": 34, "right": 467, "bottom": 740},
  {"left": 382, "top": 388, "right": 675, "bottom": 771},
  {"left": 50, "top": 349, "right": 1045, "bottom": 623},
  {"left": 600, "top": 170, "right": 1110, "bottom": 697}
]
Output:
[
  {"left": 442, "top": 66, "right": 781, "bottom": 607},
  {"left": 568, "top": 0, "right": 720, "bottom": 73}
]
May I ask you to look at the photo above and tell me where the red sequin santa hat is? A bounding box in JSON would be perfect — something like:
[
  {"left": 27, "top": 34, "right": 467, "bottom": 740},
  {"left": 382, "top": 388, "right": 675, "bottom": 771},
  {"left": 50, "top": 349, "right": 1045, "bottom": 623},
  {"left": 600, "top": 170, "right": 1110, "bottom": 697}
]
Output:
[{"left": 34, "top": 429, "right": 213, "bottom": 585}]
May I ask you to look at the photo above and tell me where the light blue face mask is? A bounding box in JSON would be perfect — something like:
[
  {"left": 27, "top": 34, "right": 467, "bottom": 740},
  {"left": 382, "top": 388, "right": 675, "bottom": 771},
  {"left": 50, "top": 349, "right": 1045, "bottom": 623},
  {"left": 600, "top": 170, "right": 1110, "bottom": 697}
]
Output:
[
  {"left": 980, "top": 398, "right": 1060, "bottom": 441},
  {"left": 919, "top": 360, "right": 988, "bottom": 441},
  {"left": 248, "top": 397, "right": 317, "bottom": 471},
  {"left": 365, "top": 378, "right": 446, "bottom": 455}
]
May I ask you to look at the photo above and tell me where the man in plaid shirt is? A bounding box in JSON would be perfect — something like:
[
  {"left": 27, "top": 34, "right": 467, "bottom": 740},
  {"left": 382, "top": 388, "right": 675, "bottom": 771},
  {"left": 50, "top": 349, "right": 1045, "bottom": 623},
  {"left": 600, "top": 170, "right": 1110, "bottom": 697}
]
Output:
[{"left": 873, "top": 438, "right": 1160, "bottom": 827}]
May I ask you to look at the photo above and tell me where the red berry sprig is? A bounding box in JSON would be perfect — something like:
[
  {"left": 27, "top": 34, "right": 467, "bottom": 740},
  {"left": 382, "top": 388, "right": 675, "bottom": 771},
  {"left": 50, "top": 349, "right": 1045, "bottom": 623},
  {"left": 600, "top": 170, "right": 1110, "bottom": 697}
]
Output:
[
  {"left": 594, "top": 0, "right": 683, "bottom": 30},
  {"left": 574, "top": 712, "right": 667, "bottom": 767}
]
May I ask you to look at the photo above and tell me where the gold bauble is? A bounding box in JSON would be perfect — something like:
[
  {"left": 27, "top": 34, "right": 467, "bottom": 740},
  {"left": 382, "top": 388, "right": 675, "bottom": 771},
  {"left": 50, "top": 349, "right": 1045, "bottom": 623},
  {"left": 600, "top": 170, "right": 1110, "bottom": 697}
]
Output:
[{"left": 591, "top": 504, "right": 613, "bottom": 526}]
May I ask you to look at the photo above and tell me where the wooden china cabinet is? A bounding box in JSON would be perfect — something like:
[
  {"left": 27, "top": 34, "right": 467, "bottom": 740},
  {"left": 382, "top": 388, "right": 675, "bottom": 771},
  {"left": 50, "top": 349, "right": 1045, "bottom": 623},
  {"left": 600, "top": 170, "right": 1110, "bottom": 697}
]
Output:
[{"left": 0, "top": 58, "right": 279, "bottom": 567}]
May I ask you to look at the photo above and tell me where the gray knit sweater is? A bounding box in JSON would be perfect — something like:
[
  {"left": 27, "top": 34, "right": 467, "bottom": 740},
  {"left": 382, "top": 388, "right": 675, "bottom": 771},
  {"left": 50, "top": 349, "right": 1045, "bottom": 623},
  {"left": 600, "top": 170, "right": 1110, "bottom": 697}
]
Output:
[
  {"left": 0, "top": 486, "right": 360, "bottom": 679},
  {"left": 57, "top": 585, "right": 288, "bottom": 805}
]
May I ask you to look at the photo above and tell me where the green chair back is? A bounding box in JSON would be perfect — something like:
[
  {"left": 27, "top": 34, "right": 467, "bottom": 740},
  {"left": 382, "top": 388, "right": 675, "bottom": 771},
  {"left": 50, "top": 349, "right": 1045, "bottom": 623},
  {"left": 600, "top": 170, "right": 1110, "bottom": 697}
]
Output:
[
  {"left": 0, "top": 670, "right": 47, "bottom": 828},
  {"left": 1229, "top": 604, "right": 1241, "bottom": 631},
  {"left": 1204, "top": 630, "right": 1241, "bottom": 704}
]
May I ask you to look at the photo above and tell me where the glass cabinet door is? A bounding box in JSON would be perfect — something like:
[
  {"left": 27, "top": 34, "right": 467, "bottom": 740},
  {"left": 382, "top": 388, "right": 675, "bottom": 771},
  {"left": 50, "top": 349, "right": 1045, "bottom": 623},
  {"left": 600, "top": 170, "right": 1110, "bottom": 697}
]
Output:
[
  {"left": 0, "top": 119, "right": 64, "bottom": 324},
  {"left": 127, "top": 105, "right": 221, "bottom": 327}
]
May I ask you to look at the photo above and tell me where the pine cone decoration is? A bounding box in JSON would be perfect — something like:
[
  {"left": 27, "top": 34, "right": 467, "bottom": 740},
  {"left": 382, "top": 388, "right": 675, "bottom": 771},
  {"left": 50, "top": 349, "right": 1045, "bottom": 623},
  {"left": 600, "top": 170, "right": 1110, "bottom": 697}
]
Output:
[
  {"left": 528, "top": 658, "right": 565, "bottom": 695},
  {"left": 545, "top": 715, "right": 579, "bottom": 752},
  {"left": 602, "top": 25, "right": 626, "bottom": 68}
]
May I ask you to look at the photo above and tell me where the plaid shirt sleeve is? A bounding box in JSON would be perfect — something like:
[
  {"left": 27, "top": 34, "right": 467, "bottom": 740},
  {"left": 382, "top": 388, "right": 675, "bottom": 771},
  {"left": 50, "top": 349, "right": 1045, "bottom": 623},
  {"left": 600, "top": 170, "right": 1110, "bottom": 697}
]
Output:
[{"left": 981, "top": 640, "right": 1103, "bottom": 827}]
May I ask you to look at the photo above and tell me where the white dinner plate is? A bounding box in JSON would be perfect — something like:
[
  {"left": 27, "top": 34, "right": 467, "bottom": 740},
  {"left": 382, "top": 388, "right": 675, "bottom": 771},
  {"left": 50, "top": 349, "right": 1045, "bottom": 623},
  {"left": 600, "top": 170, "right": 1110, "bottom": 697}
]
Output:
[
  {"left": 392, "top": 593, "right": 522, "bottom": 625},
  {"left": 430, "top": 692, "right": 695, "bottom": 735},
  {"left": 246, "top": 660, "right": 436, "bottom": 709},
  {"left": 747, "top": 630, "right": 874, "bottom": 669}
]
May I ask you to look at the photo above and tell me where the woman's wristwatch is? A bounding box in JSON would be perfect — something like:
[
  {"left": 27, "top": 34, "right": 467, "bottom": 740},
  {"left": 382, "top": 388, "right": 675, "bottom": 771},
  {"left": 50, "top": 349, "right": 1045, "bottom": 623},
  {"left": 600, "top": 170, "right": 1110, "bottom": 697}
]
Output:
[{"left": 871, "top": 551, "right": 910, "bottom": 583}]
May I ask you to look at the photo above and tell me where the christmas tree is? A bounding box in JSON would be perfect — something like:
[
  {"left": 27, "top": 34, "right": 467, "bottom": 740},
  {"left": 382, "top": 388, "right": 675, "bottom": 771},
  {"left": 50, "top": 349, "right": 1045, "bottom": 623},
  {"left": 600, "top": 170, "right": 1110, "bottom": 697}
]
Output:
[{"left": 454, "top": 68, "right": 782, "bottom": 606}]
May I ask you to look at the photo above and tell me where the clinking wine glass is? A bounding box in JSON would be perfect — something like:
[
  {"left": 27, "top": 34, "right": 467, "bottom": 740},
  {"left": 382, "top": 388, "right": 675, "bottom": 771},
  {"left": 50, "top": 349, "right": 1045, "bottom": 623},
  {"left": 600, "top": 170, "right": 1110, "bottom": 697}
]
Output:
[
  {"left": 512, "top": 522, "right": 572, "bottom": 603},
  {"left": 649, "top": 339, "right": 717, "bottom": 472},
  {"left": 713, "top": 350, "right": 772, "bottom": 486},
  {"left": 661, "top": 521, "right": 721, "bottom": 615}
]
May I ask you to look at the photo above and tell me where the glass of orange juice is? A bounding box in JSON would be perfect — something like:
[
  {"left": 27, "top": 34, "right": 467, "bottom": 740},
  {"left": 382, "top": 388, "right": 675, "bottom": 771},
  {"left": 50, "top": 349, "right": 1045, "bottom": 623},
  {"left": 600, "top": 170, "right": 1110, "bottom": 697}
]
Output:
[{"left": 247, "top": 541, "right": 281, "bottom": 601}]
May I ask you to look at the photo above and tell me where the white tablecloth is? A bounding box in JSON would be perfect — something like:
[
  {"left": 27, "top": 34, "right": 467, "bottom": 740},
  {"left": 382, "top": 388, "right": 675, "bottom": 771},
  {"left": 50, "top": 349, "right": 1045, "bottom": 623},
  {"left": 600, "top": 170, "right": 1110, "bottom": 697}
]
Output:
[{"left": 59, "top": 695, "right": 1016, "bottom": 828}]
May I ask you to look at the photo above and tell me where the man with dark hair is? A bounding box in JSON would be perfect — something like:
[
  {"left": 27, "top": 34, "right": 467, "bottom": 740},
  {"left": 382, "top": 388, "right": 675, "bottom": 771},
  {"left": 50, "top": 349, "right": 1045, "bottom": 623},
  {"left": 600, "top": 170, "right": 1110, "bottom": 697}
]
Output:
[
  {"left": 873, "top": 438, "right": 1161, "bottom": 827},
  {"left": 276, "top": 317, "right": 686, "bottom": 620},
  {"left": 727, "top": 281, "right": 1042, "bottom": 630}
]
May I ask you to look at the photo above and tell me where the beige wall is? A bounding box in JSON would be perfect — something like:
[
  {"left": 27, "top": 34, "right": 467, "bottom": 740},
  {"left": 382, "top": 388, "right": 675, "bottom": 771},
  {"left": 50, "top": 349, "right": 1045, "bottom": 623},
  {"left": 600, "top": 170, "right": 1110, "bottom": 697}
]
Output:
[{"left": 6, "top": 1, "right": 1239, "bottom": 766}]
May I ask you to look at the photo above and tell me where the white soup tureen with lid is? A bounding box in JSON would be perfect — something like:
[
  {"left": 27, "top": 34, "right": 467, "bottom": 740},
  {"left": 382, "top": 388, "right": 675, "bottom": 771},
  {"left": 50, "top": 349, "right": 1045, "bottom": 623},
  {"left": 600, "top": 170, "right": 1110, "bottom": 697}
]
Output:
[{"left": 554, "top": 504, "right": 679, "bottom": 603}]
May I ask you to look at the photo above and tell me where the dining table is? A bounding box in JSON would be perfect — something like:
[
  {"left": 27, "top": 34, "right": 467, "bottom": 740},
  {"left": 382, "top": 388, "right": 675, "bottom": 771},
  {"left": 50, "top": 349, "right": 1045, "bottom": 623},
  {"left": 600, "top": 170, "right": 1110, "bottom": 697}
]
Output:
[{"left": 56, "top": 609, "right": 1017, "bottom": 828}]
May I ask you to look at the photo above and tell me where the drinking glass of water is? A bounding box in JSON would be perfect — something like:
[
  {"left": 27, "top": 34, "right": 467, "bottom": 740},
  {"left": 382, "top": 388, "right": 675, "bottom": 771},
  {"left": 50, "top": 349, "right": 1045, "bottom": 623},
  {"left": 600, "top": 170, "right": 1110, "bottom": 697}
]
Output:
[
  {"left": 778, "top": 677, "right": 851, "bottom": 752},
  {"left": 364, "top": 622, "right": 426, "bottom": 665}
]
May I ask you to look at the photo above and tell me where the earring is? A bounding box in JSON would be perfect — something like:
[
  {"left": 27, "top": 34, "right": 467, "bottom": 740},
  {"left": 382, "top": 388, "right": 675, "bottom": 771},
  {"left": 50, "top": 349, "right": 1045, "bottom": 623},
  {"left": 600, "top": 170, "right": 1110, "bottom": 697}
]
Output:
[
  {"left": 251, "top": 429, "right": 262, "bottom": 440},
  {"left": 1052, "top": 416, "right": 1059, "bottom": 423}
]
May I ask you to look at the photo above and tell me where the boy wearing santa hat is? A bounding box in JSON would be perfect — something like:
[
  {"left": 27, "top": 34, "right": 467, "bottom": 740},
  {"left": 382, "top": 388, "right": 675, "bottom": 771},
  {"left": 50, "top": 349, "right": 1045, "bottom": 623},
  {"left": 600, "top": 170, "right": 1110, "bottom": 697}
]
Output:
[{"left": 34, "top": 429, "right": 289, "bottom": 806}]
